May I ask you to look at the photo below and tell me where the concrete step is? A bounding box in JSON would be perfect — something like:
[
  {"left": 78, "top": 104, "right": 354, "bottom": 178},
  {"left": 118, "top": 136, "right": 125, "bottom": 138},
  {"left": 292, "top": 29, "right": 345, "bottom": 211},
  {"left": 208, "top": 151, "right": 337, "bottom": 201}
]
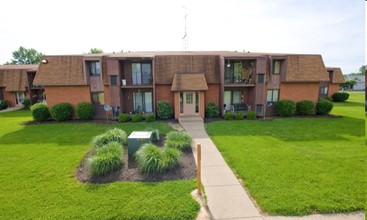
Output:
[{"left": 178, "top": 116, "right": 203, "bottom": 123}]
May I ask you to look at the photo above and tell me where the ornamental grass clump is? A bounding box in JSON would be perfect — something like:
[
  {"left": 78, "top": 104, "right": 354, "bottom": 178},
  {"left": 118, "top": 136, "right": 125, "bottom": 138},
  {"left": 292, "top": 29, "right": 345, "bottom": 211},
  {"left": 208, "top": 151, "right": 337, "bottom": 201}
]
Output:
[
  {"left": 88, "top": 141, "right": 123, "bottom": 176},
  {"left": 92, "top": 128, "right": 127, "bottom": 148},
  {"left": 164, "top": 131, "right": 192, "bottom": 151},
  {"left": 135, "top": 143, "right": 181, "bottom": 174}
]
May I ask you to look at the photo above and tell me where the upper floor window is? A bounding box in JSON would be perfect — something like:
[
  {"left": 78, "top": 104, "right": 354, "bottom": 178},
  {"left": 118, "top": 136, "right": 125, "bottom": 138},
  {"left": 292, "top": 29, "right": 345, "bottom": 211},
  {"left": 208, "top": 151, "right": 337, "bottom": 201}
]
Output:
[
  {"left": 257, "top": 74, "right": 265, "bottom": 84},
  {"left": 225, "top": 61, "right": 244, "bottom": 83},
  {"left": 273, "top": 60, "right": 281, "bottom": 75},
  {"left": 132, "top": 63, "right": 152, "bottom": 85},
  {"left": 87, "top": 61, "right": 101, "bottom": 75}
]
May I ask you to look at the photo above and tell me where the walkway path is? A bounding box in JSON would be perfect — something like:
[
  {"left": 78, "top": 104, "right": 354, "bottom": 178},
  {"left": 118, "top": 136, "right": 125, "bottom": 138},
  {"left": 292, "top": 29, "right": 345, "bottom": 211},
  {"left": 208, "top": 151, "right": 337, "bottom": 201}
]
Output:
[
  {"left": 179, "top": 117, "right": 364, "bottom": 220},
  {"left": 179, "top": 117, "right": 262, "bottom": 220},
  {"left": 0, "top": 106, "right": 23, "bottom": 113}
]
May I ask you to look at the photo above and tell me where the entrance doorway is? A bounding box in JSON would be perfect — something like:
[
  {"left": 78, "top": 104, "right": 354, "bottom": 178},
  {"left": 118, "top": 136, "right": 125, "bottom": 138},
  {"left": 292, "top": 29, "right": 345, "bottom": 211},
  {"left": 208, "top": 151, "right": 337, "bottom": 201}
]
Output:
[
  {"left": 180, "top": 91, "right": 199, "bottom": 116},
  {"left": 15, "top": 92, "right": 25, "bottom": 106}
]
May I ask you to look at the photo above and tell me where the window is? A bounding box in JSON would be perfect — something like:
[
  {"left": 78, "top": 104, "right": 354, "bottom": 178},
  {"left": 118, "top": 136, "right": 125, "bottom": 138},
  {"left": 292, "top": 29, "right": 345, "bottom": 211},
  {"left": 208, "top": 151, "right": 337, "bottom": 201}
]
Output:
[
  {"left": 256, "top": 104, "right": 263, "bottom": 114},
  {"left": 110, "top": 76, "right": 118, "bottom": 86},
  {"left": 91, "top": 92, "right": 105, "bottom": 105},
  {"left": 224, "top": 90, "right": 243, "bottom": 111},
  {"left": 257, "top": 74, "right": 265, "bottom": 84},
  {"left": 133, "top": 92, "right": 153, "bottom": 113},
  {"left": 273, "top": 60, "right": 281, "bottom": 74},
  {"left": 186, "top": 92, "right": 193, "bottom": 104},
  {"left": 320, "top": 86, "right": 328, "bottom": 95},
  {"left": 88, "top": 61, "right": 101, "bottom": 75},
  {"left": 180, "top": 92, "right": 184, "bottom": 113},
  {"left": 131, "top": 63, "right": 152, "bottom": 85},
  {"left": 267, "top": 89, "right": 279, "bottom": 103},
  {"left": 225, "top": 61, "right": 244, "bottom": 83}
]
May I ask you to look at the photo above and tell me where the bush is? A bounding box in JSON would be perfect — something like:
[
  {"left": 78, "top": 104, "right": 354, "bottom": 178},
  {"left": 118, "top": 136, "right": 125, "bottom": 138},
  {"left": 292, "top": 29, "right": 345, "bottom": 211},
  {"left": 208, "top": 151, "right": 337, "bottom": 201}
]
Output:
[
  {"left": 30, "top": 103, "right": 50, "bottom": 121},
  {"left": 92, "top": 128, "right": 127, "bottom": 148},
  {"left": 145, "top": 113, "right": 155, "bottom": 122},
  {"left": 157, "top": 101, "right": 173, "bottom": 119},
  {"left": 76, "top": 102, "right": 94, "bottom": 120},
  {"left": 135, "top": 144, "right": 181, "bottom": 174},
  {"left": 235, "top": 112, "right": 244, "bottom": 120},
  {"left": 164, "top": 131, "right": 192, "bottom": 151},
  {"left": 275, "top": 100, "right": 296, "bottom": 117},
  {"left": 22, "top": 99, "right": 31, "bottom": 110},
  {"left": 131, "top": 114, "right": 143, "bottom": 122},
  {"left": 331, "top": 92, "right": 350, "bottom": 102},
  {"left": 50, "top": 102, "right": 73, "bottom": 121},
  {"left": 246, "top": 111, "right": 257, "bottom": 120},
  {"left": 145, "top": 128, "right": 160, "bottom": 142},
  {"left": 224, "top": 112, "right": 234, "bottom": 120},
  {"left": 118, "top": 113, "right": 130, "bottom": 123},
  {"left": 88, "top": 141, "right": 123, "bottom": 176},
  {"left": 296, "top": 100, "right": 315, "bottom": 115},
  {"left": 205, "top": 102, "right": 220, "bottom": 117},
  {"left": 316, "top": 99, "right": 334, "bottom": 115},
  {"left": 0, "top": 100, "right": 9, "bottom": 110}
]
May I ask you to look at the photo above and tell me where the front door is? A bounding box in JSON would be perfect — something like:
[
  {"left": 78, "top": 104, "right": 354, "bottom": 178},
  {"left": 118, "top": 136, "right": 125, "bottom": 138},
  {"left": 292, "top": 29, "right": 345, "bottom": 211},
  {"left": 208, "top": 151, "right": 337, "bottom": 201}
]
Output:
[
  {"left": 180, "top": 92, "right": 199, "bottom": 116},
  {"left": 16, "top": 92, "right": 25, "bottom": 106}
]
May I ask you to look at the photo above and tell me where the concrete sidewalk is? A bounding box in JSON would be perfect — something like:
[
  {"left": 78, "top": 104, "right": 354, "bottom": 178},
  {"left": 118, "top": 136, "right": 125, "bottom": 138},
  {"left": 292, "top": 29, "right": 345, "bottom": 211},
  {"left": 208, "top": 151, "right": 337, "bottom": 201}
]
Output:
[
  {"left": 0, "top": 106, "right": 23, "bottom": 113},
  {"left": 179, "top": 117, "right": 262, "bottom": 220}
]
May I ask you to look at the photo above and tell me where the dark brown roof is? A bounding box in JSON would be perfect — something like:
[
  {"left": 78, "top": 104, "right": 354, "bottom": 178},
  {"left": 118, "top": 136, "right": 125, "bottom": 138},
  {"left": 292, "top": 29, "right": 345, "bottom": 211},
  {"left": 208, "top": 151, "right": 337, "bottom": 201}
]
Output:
[
  {"left": 285, "top": 55, "right": 329, "bottom": 82},
  {"left": 326, "top": 67, "right": 345, "bottom": 83},
  {"left": 33, "top": 56, "right": 86, "bottom": 86},
  {"left": 155, "top": 55, "right": 220, "bottom": 84},
  {"left": 0, "top": 65, "right": 37, "bottom": 92},
  {"left": 171, "top": 73, "right": 208, "bottom": 91}
]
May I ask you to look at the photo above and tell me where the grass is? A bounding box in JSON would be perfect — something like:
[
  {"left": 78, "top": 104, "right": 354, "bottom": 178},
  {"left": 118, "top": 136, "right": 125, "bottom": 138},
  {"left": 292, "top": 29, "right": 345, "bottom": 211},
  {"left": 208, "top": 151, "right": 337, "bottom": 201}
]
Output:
[
  {"left": 206, "top": 92, "right": 366, "bottom": 215},
  {"left": 0, "top": 111, "right": 199, "bottom": 219}
]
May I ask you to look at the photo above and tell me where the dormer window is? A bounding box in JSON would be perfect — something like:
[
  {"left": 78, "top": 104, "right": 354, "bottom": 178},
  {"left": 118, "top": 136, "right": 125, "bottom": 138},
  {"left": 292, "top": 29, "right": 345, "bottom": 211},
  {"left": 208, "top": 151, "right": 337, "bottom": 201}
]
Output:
[{"left": 87, "top": 61, "right": 101, "bottom": 75}]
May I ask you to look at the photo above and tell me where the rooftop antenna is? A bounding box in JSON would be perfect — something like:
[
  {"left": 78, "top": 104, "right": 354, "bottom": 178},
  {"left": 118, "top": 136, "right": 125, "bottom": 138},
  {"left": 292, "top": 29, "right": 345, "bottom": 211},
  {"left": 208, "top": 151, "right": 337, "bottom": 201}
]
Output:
[{"left": 182, "top": 6, "right": 189, "bottom": 51}]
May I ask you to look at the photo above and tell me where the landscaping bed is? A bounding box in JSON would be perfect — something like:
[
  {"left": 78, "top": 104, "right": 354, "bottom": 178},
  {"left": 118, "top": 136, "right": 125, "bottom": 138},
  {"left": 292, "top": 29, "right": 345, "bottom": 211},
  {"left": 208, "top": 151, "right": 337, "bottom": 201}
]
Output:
[{"left": 77, "top": 137, "right": 197, "bottom": 183}]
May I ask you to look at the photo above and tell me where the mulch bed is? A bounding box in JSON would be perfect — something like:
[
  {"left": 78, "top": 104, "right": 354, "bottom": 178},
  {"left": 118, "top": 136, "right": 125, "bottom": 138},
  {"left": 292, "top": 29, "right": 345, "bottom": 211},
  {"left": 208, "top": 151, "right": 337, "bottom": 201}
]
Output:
[{"left": 76, "top": 137, "right": 197, "bottom": 183}]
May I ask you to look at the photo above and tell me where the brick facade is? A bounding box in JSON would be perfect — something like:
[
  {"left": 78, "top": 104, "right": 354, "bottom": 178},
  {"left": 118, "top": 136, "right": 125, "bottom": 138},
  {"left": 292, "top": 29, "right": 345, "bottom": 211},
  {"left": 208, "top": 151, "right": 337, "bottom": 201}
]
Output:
[
  {"left": 205, "top": 84, "right": 220, "bottom": 106},
  {"left": 279, "top": 82, "right": 320, "bottom": 103},
  {"left": 328, "top": 84, "right": 340, "bottom": 97},
  {"left": 3, "top": 91, "right": 16, "bottom": 107},
  {"left": 44, "top": 86, "right": 90, "bottom": 108}
]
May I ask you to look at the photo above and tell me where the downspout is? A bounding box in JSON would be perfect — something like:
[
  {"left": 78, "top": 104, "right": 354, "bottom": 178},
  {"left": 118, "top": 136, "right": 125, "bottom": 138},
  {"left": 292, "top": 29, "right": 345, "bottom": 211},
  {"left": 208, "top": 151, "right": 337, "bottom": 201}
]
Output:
[{"left": 219, "top": 56, "right": 225, "bottom": 117}]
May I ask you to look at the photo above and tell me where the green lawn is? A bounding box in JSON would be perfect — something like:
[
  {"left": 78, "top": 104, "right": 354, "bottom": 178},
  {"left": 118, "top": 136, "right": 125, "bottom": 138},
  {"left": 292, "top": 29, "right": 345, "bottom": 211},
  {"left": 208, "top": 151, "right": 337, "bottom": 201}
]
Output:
[
  {"left": 206, "top": 92, "right": 366, "bottom": 215},
  {"left": 0, "top": 111, "right": 199, "bottom": 219}
]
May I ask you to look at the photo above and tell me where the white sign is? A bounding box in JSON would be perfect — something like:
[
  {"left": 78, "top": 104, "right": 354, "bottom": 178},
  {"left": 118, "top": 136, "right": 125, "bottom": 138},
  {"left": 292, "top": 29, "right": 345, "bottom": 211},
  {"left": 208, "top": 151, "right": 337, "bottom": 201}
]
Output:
[{"left": 104, "top": 104, "right": 111, "bottom": 111}]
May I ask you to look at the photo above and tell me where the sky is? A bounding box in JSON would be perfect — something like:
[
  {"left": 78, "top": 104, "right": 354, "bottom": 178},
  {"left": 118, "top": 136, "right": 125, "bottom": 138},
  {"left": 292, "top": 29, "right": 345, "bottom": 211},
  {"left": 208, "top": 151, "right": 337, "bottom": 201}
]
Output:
[{"left": 0, "top": 0, "right": 364, "bottom": 74}]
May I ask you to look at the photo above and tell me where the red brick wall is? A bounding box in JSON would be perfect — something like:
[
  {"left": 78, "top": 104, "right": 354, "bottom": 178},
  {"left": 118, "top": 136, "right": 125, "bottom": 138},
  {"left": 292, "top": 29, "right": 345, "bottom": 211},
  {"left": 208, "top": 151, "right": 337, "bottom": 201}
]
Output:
[
  {"left": 155, "top": 85, "right": 174, "bottom": 105},
  {"left": 328, "top": 84, "right": 340, "bottom": 97},
  {"left": 173, "top": 92, "right": 180, "bottom": 119},
  {"left": 200, "top": 91, "right": 205, "bottom": 118},
  {"left": 45, "top": 86, "right": 91, "bottom": 108},
  {"left": 3, "top": 92, "right": 16, "bottom": 107},
  {"left": 205, "top": 84, "right": 220, "bottom": 106},
  {"left": 279, "top": 82, "right": 320, "bottom": 103}
]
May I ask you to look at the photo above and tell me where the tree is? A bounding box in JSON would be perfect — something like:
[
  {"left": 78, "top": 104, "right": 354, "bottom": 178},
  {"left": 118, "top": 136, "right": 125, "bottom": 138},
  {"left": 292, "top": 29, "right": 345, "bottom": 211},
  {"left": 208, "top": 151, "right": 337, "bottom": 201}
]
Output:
[
  {"left": 340, "top": 80, "right": 356, "bottom": 90},
  {"left": 358, "top": 65, "right": 365, "bottom": 75},
  {"left": 88, "top": 48, "right": 103, "bottom": 54},
  {"left": 6, "top": 46, "right": 43, "bottom": 64}
]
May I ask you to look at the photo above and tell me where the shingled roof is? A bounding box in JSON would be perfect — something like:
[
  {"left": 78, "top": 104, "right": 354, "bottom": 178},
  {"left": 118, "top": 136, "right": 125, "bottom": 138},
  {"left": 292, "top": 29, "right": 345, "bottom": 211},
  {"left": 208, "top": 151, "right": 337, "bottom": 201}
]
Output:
[
  {"left": 171, "top": 73, "right": 208, "bottom": 91},
  {"left": 326, "top": 67, "right": 345, "bottom": 83},
  {"left": 33, "top": 56, "right": 86, "bottom": 86},
  {"left": 0, "top": 65, "right": 37, "bottom": 92},
  {"left": 285, "top": 55, "right": 329, "bottom": 82}
]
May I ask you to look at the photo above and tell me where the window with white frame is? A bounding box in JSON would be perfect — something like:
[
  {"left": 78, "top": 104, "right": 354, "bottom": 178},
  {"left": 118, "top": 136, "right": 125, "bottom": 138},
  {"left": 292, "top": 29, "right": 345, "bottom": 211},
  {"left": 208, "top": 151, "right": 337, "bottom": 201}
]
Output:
[
  {"left": 131, "top": 63, "right": 152, "bottom": 85},
  {"left": 320, "top": 86, "right": 328, "bottom": 95},
  {"left": 87, "top": 61, "right": 101, "bottom": 75},
  {"left": 267, "top": 89, "right": 279, "bottom": 103},
  {"left": 273, "top": 60, "right": 281, "bottom": 74}
]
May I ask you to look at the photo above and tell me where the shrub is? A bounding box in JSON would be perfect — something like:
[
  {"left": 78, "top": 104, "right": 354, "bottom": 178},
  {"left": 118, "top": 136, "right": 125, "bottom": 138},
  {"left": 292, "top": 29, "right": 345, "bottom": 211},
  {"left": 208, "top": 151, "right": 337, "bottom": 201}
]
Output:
[
  {"left": 164, "top": 131, "right": 192, "bottom": 151},
  {"left": 296, "top": 100, "right": 315, "bottom": 115},
  {"left": 145, "top": 113, "right": 155, "bottom": 122},
  {"left": 135, "top": 144, "right": 181, "bottom": 174},
  {"left": 88, "top": 142, "right": 123, "bottom": 176},
  {"left": 331, "top": 92, "right": 350, "bottom": 102},
  {"left": 22, "top": 99, "right": 31, "bottom": 110},
  {"left": 316, "top": 99, "right": 334, "bottom": 115},
  {"left": 118, "top": 113, "right": 130, "bottom": 123},
  {"left": 76, "top": 102, "right": 94, "bottom": 120},
  {"left": 275, "top": 100, "right": 296, "bottom": 117},
  {"left": 145, "top": 128, "right": 160, "bottom": 142},
  {"left": 30, "top": 103, "right": 50, "bottom": 121},
  {"left": 246, "top": 111, "right": 257, "bottom": 120},
  {"left": 205, "top": 102, "right": 220, "bottom": 117},
  {"left": 224, "top": 112, "right": 234, "bottom": 120},
  {"left": 157, "top": 101, "right": 173, "bottom": 119},
  {"left": 92, "top": 128, "right": 127, "bottom": 148},
  {"left": 235, "top": 112, "right": 244, "bottom": 120},
  {"left": 0, "top": 100, "right": 9, "bottom": 110},
  {"left": 50, "top": 102, "right": 73, "bottom": 121},
  {"left": 131, "top": 114, "right": 143, "bottom": 122}
]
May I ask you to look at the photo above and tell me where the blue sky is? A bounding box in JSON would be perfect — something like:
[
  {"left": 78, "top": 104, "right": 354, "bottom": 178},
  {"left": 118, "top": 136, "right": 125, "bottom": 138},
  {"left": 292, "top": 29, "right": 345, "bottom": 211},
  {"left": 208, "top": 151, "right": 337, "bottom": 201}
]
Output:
[{"left": 0, "top": 0, "right": 364, "bottom": 74}]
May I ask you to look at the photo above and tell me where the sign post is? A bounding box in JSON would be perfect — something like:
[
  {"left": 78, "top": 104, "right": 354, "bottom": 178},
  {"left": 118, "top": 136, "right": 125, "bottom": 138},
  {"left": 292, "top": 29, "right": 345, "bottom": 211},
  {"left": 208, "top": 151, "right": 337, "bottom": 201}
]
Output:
[
  {"left": 104, "top": 104, "right": 111, "bottom": 124},
  {"left": 197, "top": 143, "right": 201, "bottom": 196}
]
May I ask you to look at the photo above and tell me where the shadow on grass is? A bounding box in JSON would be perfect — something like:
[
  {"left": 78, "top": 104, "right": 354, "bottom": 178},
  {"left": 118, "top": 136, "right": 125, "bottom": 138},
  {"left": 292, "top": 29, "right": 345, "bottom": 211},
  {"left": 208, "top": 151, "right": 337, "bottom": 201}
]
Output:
[{"left": 206, "top": 116, "right": 364, "bottom": 142}]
